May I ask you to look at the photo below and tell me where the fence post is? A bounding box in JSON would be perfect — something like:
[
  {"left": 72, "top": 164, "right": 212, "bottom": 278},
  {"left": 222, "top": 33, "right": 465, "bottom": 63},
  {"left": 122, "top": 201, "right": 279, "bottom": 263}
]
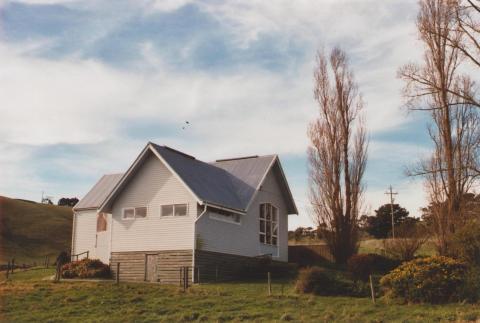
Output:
[
  {"left": 267, "top": 272, "right": 272, "bottom": 296},
  {"left": 369, "top": 275, "right": 376, "bottom": 304},
  {"left": 179, "top": 267, "right": 182, "bottom": 287},
  {"left": 182, "top": 267, "right": 186, "bottom": 291},
  {"left": 11, "top": 258, "right": 15, "bottom": 274},
  {"left": 215, "top": 266, "right": 218, "bottom": 282},
  {"left": 197, "top": 267, "right": 200, "bottom": 285},
  {"left": 6, "top": 261, "right": 10, "bottom": 279},
  {"left": 47, "top": 256, "right": 50, "bottom": 268},
  {"left": 116, "top": 263, "right": 120, "bottom": 285},
  {"left": 86, "top": 251, "right": 89, "bottom": 259}
]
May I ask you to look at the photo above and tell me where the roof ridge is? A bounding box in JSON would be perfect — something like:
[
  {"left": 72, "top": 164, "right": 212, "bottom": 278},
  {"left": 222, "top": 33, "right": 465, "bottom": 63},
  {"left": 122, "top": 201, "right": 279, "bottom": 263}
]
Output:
[
  {"left": 215, "top": 155, "right": 258, "bottom": 162},
  {"left": 149, "top": 142, "right": 196, "bottom": 160},
  {"left": 103, "top": 172, "right": 124, "bottom": 176},
  {"left": 213, "top": 154, "right": 277, "bottom": 163}
]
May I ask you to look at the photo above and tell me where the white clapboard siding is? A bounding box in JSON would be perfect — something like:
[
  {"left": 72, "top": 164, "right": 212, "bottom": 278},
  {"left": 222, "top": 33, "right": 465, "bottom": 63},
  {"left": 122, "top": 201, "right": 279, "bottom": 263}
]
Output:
[
  {"left": 111, "top": 152, "right": 196, "bottom": 252},
  {"left": 195, "top": 166, "right": 288, "bottom": 262},
  {"left": 73, "top": 210, "right": 97, "bottom": 259}
]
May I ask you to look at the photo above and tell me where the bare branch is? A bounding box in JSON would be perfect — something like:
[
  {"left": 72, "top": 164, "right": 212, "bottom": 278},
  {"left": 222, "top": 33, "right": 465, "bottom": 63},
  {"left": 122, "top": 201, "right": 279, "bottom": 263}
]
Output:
[{"left": 308, "top": 47, "right": 367, "bottom": 264}]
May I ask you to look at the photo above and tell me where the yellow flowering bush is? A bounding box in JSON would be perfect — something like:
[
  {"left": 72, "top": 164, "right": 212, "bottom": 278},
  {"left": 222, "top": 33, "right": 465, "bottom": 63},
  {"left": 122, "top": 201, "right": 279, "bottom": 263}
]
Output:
[{"left": 380, "top": 256, "right": 467, "bottom": 303}]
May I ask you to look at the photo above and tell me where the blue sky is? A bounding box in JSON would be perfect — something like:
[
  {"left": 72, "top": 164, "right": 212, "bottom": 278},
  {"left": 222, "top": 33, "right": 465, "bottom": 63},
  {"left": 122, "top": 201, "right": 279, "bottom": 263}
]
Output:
[{"left": 0, "top": 0, "right": 434, "bottom": 228}]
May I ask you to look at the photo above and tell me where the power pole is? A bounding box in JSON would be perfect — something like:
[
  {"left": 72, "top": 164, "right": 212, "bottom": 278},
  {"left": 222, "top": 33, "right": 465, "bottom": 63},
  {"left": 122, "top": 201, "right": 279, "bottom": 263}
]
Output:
[{"left": 385, "top": 185, "right": 398, "bottom": 239}]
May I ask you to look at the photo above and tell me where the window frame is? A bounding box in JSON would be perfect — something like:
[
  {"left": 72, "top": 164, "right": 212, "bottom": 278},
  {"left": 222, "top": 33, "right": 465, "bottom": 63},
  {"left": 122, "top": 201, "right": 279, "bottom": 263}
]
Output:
[
  {"left": 122, "top": 206, "right": 148, "bottom": 220},
  {"left": 259, "top": 203, "right": 279, "bottom": 246},
  {"left": 135, "top": 206, "right": 147, "bottom": 218},
  {"left": 160, "top": 203, "right": 189, "bottom": 217},
  {"left": 208, "top": 206, "right": 241, "bottom": 225},
  {"left": 174, "top": 203, "right": 188, "bottom": 217}
]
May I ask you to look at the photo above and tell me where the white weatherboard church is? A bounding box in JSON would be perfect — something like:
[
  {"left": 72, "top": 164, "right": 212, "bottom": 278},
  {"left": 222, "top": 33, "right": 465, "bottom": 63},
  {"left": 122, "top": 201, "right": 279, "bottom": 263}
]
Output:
[{"left": 72, "top": 142, "right": 297, "bottom": 283}]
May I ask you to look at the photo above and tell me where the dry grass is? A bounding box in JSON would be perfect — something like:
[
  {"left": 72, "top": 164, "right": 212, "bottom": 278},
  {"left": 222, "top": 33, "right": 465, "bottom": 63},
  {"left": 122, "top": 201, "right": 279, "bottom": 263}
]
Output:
[{"left": 0, "top": 196, "right": 72, "bottom": 264}]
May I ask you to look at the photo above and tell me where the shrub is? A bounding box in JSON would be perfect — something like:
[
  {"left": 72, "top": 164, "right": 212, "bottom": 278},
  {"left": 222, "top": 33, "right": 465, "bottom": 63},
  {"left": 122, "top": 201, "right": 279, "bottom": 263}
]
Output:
[
  {"left": 347, "top": 253, "right": 399, "bottom": 282},
  {"left": 451, "top": 221, "right": 480, "bottom": 266},
  {"left": 458, "top": 267, "right": 480, "bottom": 303},
  {"left": 295, "top": 267, "right": 348, "bottom": 296},
  {"left": 380, "top": 256, "right": 467, "bottom": 303},
  {"left": 61, "top": 258, "right": 111, "bottom": 279},
  {"left": 383, "top": 224, "right": 428, "bottom": 262}
]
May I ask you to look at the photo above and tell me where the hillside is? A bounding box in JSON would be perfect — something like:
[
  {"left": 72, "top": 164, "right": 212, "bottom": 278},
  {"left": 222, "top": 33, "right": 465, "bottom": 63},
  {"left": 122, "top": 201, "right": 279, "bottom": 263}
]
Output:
[{"left": 0, "top": 196, "right": 73, "bottom": 264}]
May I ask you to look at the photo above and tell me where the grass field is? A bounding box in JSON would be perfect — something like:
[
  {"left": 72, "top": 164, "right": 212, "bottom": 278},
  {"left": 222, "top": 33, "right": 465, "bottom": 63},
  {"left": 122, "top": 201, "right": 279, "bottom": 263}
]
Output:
[
  {"left": 2, "top": 267, "right": 480, "bottom": 322},
  {"left": 358, "top": 239, "right": 437, "bottom": 257},
  {"left": 0, "top": 196, "right": 73, "bottom": 264},
  {"left": 290, "top": 238, "right": 438, "bottom": 258}
]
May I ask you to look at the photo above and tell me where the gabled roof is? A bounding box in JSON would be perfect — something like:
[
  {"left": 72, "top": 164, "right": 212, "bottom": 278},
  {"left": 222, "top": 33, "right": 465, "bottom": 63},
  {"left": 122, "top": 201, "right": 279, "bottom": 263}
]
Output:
[
  {"left": 211, "top": 155, "right": 277, "bottom": 209},
  {"left": 88, "top": 142, "right": 297, "bottom": 214},
  {"left": 150, "top": 144, "right": 247, "bottom": 211},
  {"left": 73, "top": 173, "right": 123, "bottom": 211}
]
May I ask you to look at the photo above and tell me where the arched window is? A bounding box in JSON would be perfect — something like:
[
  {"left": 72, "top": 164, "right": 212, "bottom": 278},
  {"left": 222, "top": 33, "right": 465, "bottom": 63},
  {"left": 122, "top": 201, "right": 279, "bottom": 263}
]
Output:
[
  {"left": 259, "top": 203, "right": 278, "bottom": 245},
  {"left": 96, "top": 213, "right": 107, "bottom": 232}
]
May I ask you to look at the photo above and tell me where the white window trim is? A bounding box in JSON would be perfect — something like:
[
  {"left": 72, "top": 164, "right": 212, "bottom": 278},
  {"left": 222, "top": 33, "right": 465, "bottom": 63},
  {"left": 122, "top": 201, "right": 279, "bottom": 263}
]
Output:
[
  {"left": 259, "top": 203, "right": 279, "bottom": 246},
  {"left": 160, "top": 203, "right": 189, "bottom": 217},
  {"left": 209, "top": 213, "right": 241, "bottom": 225},
  {"left": 122, "top": 206, "right": 148, "bottom": 220}
]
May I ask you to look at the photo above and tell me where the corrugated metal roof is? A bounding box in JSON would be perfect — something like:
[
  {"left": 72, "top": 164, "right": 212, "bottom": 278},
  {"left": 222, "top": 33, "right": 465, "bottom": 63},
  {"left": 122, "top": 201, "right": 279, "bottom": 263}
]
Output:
[
  {"left": 151, "top": 144, "right": 251, "bottom": 211},
  {"left": 74, "top": 173, "right": 123, "bottom": 210},
  {"left": 84, "top": 143, "right": 297, "bottom": 214},
  {"left": 211, "top": 155, "right": 276, "bottom": 208}
]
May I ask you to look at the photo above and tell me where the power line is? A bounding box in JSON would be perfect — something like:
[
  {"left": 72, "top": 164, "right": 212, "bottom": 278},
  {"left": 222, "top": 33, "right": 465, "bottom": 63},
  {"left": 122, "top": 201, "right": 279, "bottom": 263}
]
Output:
[{"left": 385, "top": 185, "right": 398, "bottom": 239}]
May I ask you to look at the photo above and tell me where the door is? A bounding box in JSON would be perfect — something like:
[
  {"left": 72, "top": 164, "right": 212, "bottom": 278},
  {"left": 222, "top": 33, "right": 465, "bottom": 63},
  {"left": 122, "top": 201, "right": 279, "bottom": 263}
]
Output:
[{"left": 145, "top": 254, "right": 158, "bottom": 282}]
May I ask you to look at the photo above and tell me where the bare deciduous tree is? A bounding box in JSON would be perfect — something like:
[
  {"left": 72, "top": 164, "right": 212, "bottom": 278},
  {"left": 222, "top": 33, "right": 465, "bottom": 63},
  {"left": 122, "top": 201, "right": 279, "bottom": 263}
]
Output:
[
  {"left": 383, "top": 224, "right": 429, "bottom": 262},
  {"left": 400, "top": 0, "right": 480, "bottom": 254},
  {"left": 308, "top": 47, "right": 368, "bottom": 264},
  {"left": 421, "top": 0, "right": 480, "bottom": 106}
]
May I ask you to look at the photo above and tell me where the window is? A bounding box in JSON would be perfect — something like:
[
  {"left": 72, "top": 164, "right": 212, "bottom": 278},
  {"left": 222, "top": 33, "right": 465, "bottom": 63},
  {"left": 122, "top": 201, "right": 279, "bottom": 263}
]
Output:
[
  {"left": 123, "top": 208, "right": 135, "bottom": 219},
  {"left": 259, "top": 203, "right": 278, "bottom": 245},
  {"left": 161, "top": 204, "right": 188, "bottom": 217},
  {"left": 208, "top": 206, "right": 241, "bottom": 224},
  {"left": 135, "top": 207, "right": 147, "bottom": 218},
  {"left": 123, "top": 207, "right": 147, "bottom": 219},
  {"left": 96, "top": 213, "right": 107, "bottom": 232},
  {"left": 161, "top": 205, "right": 173, "bottom": 217},
  {"left": 174, "top": 204, "right": 187, "bottom": 216}
]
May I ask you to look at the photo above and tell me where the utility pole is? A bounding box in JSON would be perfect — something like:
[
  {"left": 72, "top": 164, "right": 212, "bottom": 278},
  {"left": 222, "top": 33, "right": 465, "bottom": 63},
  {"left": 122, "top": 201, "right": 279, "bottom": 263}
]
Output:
[{"left": 385, "top": 185, "right": 398, "bottom": 239}]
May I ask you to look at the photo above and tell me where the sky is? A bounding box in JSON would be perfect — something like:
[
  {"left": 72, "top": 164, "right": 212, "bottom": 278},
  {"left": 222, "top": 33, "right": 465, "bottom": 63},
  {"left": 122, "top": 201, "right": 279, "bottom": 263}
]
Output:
[{"left": 0, "top": 0, "right": 436, "bottom": 229}]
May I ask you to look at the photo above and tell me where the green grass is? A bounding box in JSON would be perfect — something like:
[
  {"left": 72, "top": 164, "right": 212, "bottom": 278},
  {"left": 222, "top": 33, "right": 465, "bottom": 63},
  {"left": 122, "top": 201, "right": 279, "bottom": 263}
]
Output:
[
  {"left": 358, "top": 238, "right": 437, "bottom": 257},
  {"left": 0, "top": 196, "right": 73, "bottom": 264},
  {"left": 2, "top": 267, "right": 480, "bottom": 322}
]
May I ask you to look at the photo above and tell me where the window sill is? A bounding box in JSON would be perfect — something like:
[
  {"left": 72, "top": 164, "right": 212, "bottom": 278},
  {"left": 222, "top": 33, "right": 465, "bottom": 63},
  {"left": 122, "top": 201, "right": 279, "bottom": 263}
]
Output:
[{"left": 260, "top": 243, "right": 278, "bottom": 247}]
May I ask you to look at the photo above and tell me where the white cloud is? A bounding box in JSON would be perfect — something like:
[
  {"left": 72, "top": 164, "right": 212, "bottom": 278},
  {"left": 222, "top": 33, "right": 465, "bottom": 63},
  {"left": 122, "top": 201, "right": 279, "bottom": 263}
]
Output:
[
  {"left": 0, "top": 0, "right": 435, "bottom": 226},
  {"left": 8, "top": 0, "right": 76, "bottom": 4},
  {"left": 148, "top": 0, "right": 193, "bottom": 12}
]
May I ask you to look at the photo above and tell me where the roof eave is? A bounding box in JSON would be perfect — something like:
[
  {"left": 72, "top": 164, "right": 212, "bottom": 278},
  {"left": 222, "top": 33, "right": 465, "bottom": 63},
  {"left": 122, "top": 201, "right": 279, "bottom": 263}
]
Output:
[
  {"left": 73, "top": 206, "right": 99, "bottom": 212},
  {"left": 203, "top": 201, "right": 246, "bottom": 215},
  {"left": 274, "top": 158, "right": 299, "bottom": 215},
  {"left": 98, "top": 143, "right": 204, "bottom": 213},
  {"left": 243, "top": 155, "right": 298, "bottom": 215}
]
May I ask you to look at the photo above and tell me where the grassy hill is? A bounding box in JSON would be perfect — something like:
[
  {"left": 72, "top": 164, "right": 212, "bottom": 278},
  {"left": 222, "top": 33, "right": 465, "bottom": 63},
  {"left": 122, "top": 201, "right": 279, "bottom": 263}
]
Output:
[{"left": 0, "top": 196, "right": 73, "bottom": 264}]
